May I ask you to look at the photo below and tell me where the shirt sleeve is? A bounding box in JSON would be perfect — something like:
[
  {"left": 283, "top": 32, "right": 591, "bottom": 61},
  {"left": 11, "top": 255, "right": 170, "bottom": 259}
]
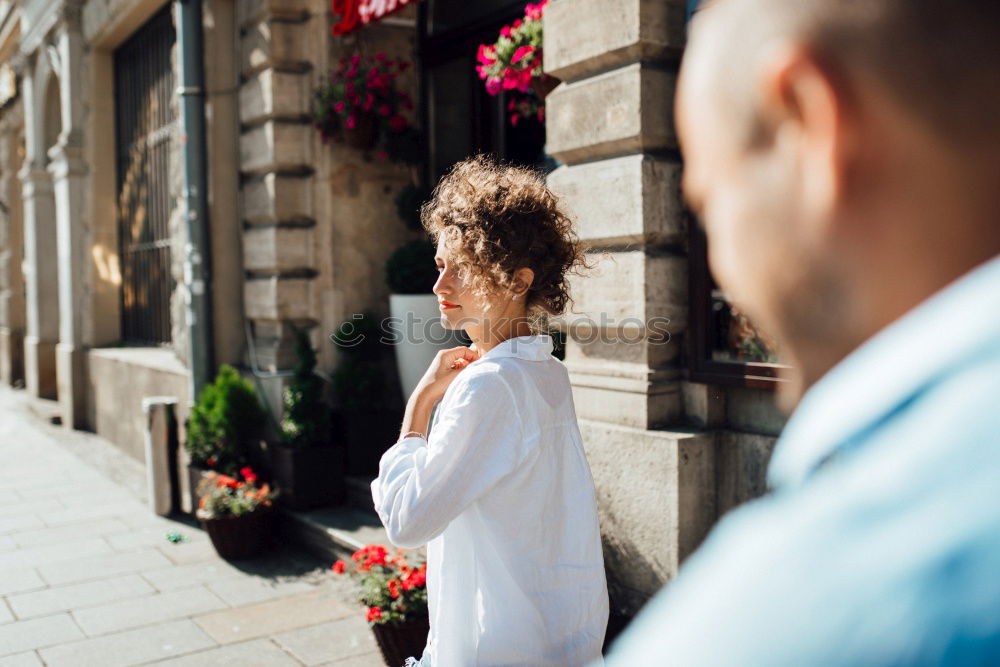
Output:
[{"left": 370, "top": 369, "right": 528, "bottom": 548}]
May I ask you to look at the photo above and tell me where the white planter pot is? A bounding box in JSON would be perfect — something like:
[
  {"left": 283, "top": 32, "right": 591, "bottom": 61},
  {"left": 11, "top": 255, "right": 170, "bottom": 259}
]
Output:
[{"left": 388, "top": 293, "right": 466, "bottom": 401}]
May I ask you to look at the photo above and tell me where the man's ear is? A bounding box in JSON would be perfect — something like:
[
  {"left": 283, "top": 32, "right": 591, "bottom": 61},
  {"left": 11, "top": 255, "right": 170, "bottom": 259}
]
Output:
[{"left": 759, "top": 46, "right": 853, "bottom": 231}]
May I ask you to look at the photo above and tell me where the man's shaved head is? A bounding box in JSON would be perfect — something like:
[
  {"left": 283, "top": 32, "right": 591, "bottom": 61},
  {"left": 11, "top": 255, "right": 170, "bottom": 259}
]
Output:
[
  {"left": 678, "top": 0, "right": 1000, "bottom": 409},
  {"left": 691, "top": 0, "right": 1000, "bottom": 150}
]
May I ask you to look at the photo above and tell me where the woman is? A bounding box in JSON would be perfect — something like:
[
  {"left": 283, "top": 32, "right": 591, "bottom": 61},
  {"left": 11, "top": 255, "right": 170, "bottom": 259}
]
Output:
[{"left": 371, "top": 155, "right": 609, "bottom": 666}]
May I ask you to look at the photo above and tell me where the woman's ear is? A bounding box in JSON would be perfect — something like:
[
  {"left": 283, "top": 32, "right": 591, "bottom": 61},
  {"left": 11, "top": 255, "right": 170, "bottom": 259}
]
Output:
[{"left": 512, "top": 267, "right": 535, "bottom": 296}]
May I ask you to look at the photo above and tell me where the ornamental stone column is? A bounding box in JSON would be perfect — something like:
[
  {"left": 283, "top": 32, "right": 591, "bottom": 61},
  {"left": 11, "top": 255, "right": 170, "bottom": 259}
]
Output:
[
  {"left": 544, "top": 0, "right": 717, "bottom": 616},
  {"left": 18, "top": 56, "right": 59, "bottom": 400},
  {"left": 48, "top": 2, "right": 89, "bottom": 428}
]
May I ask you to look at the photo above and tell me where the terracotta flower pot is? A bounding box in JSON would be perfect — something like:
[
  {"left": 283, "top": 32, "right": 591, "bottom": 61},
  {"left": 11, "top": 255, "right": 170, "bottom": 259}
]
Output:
[
  {"left": 371, "top": 616, "right": 430, "bottom": 666},
  {"left": 199, "top": 508, "right": 274, "bottom": 560},
  {"left": 341, "top": 112, "right": 378, "bottom": 150}
]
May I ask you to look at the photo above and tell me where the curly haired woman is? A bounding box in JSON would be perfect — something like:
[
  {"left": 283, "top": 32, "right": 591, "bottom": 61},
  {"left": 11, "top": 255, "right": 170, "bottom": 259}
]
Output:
[{"left": 371, "top": 155, "right": 609, "bottom": 666}]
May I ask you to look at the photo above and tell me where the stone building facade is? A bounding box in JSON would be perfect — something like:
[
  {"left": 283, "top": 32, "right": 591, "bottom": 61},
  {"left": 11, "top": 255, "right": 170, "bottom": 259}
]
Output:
[{"left": 0, "top": 0, "right": 787, "bottom": 625}]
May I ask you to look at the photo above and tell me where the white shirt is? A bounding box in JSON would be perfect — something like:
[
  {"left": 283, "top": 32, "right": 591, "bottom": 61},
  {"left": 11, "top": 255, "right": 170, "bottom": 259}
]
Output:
[{"left": 372, "top": 334, "right": 609, "bottom": 667}]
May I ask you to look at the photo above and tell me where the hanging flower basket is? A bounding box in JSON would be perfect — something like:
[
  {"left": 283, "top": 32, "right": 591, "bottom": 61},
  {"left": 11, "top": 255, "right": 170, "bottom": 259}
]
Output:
[
  {"left": 477, "top": 1, "right": 556, "bottom": 126},
  {"left": 313, "top": 52, "right": 420, "bottom": 162},
  {"left": 341, "top": 111, "right": 379, "bottom": 150}
]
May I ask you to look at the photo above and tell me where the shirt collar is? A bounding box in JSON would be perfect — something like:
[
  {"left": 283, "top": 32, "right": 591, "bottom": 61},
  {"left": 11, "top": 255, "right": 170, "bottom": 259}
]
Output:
[
  {"left": 768, "top": 253, "right": 1000, "bottom": 492},
  {"left": 473, "top": 334, "right": 555, "bottom": 362}
]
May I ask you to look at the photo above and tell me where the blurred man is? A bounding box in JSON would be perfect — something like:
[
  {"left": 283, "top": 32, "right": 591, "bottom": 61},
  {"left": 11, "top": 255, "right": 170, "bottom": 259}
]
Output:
[{"left": 604, "top": 0, "right": 1000, "bottom": 664}]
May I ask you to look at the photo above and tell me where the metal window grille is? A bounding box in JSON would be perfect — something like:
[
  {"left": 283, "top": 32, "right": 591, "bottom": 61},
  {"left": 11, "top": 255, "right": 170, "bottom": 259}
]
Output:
[{"left": 113, "top": 5, "right": 176, "bottom": 345}]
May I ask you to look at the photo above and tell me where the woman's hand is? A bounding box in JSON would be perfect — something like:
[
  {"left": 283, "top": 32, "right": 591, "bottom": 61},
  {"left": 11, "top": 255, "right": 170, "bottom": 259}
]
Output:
[{"left": 413, "top": 344, "right": 481, "bottom": 404}]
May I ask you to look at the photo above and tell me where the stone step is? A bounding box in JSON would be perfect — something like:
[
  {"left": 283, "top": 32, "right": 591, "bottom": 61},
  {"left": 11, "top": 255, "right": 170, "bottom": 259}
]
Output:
[
  {"left": 278, "top": 504, "right": 388, "bottom": 564},
  {"left": 344, "top": 474, "right": 376, "bottom": 513}
]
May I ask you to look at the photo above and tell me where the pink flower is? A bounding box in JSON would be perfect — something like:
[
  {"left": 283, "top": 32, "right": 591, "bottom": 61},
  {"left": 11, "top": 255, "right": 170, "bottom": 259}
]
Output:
[
  {"left": 363, "top": 92, "right": 375, "bottom": 111},
  {"left": 511, "top": 46, "right": 534, "bottom": 64},
  {"left": 476, "top": 44, "right": 496, "bottom": 65},
  {"left": 485, "top": 77, "right": 502, "bottom": 96},
  {"left": 512, "top": 18, "right": 522, "bottom": 29},
  {"left": 510, "top": 113, "right": 519, "bottom": 127},
  {"left": 507, "top": 98, "right": 516, "bottom": 111},
  {"left": 476, "top": 63, "right": 489, "bottom": 79},
  {"left": 500, "top": 25, "right": 512, "bottom": 38},
  {"left": 346, "top": 114, "right": 357, "bottom": 129},
  {"left": 334, "top": 101, "right": 346, "bottom": 113},
  {"left": 350, "top": 54, "right": 361, "bottom": 65}
]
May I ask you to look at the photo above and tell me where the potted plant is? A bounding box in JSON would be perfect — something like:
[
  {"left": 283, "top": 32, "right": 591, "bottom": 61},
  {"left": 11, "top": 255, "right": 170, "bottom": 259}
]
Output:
[
  {"left": 330, "top": 311, "right": 402, "bottom": 476},
  {"left": 184, "top": 364, "right": 267, "bottom": 515},
  {"left": 386, "top": 239, "right": 468, "bottom": 402},
  {"left": 269, "top": 325, "right": 345, "bottom": 510},
  {"left": 313, "top": 52, "right": 418, "bottom": 156},
  {"left": 196, "top": 467, "right": 278, "bottom": 560},
  {"left": 476, "top": 0, "right": 556, "bottom": 127},
  {"left": 332, "top": 544, "right": 429, "bottom": 666}
]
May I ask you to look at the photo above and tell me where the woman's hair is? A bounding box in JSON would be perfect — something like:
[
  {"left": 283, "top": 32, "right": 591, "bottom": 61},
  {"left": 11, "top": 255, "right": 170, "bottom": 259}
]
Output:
[{"left": 421, "top": 155, "right": 594, "bottom": 333}]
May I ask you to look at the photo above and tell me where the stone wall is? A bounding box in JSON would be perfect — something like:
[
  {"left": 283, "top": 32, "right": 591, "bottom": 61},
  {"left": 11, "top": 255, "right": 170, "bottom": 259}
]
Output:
[
  {"left": 545, "top": 0, "right": 785, "bottom": 616},
  {"left": 238, "top": 0, "right": 418, "bottom": 416}
]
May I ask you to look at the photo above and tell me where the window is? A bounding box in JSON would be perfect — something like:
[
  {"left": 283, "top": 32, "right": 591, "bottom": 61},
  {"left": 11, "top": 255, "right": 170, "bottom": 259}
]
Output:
[
  {"left": 113, "top": 4, "right": 176, "bottom": 345},
  {"left": 688, "top": 218, "right": 787, "bottom": 389}
]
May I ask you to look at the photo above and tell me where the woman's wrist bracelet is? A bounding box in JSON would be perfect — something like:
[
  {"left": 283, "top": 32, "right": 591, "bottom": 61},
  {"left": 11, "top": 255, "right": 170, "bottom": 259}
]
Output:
[{"left": 399, "top": 430, "right": 426, "bottom": 440}]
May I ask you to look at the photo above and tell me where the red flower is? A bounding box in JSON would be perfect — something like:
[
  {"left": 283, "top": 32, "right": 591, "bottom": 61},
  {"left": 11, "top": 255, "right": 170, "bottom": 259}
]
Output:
[
  {"left": 205, "top": 456, "right": 216, "bottom": 467},
  {"left": 332, "top": 560, "right": 347, "bottom": 574},
  {"left": 364, "top": 92, "right": 375, "bottom": 111},
  {"left": 346, "top": 114, "right": 357, "bottom": 129},
  {"left": 485, "top": 78, "right": 502, "bottom": 96},
  {"left": 240, "top": 466, "right": 256, "bottom": 480},
  {"left": 334, "top": 101, "right": 346, "bottom": 113},
  {"left": 366, "top": 606, "right": 382, "bottom": 622},
  {"left": 388, "top": 579, "right": 401, "bottom": 599},
  {"left": 511, "top": 46, "right": 534, "bottom": 65},
  {"left": 500, "top": 25, "right": 512, "bottom": 38},
  {"left": 510, "top": 113, "right": 520, "bottom": 127},
  {"left": 389, "top": 115, "right": 407, "bottom": 132},
  {"left": 476, "top": 44, "right": 496, "bottom": 66}
]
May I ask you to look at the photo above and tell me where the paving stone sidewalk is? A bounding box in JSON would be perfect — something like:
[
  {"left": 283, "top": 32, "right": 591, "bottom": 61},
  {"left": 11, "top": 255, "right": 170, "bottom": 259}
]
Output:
[{"left": 0, "top": 385, "right": 385, "bottom": 666}]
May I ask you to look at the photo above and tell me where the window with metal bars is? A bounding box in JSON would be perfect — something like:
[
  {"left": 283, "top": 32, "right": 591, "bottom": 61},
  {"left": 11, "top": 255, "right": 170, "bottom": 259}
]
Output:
[{"left": 113, "top": 4, "right": 177, "bottom": 345}]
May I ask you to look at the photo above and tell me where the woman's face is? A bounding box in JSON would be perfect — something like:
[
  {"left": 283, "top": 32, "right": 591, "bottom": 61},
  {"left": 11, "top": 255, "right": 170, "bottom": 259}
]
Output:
[{"left": 433, "top": 237, "right": 482, "bottom": 332}]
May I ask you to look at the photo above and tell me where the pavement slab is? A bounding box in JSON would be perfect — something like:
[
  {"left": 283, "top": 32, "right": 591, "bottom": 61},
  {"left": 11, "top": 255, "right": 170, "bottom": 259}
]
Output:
[{"left": 0, "top": 386, "right": 386, "bottom": 666}]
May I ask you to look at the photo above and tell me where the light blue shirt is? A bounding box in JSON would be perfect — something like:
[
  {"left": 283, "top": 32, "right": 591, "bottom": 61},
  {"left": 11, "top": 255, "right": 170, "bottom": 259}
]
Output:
[{"left": 603, "top": 254, "right": 1000, "bottom": 666}]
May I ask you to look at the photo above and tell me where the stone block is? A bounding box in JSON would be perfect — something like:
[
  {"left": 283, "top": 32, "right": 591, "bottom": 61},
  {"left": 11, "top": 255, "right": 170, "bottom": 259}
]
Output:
[
  {"left": 715, "top": 431, "right": 778, "bottom": 517},
  {"left": 545, "top": 0, "right": 686, "bottom": 81},
  {"left": 726, "top": 386, "right": 787, "bottom": 437},
  {"left": 241, "top": 19, "right": 312, "bottom": 75},
  {"left": 242, "top": 226, "right": 314, "bottom": 273},
  {"left": 0, "top": 614, "right": 85, "bottom": 656},
  {"left": 237, "top": 0, "right": 309, "bottom": 29},
  {"left": 192, "top": 589, "right": 355, "bottom": 644},
  {"left": 564, "top": 249, "right": 688, "bottom": 333},
  {"left": 546, "top": 63, "right": 677, "bottom": 165},
  {"left": 239, "top": 121, "right": 313, "bottom": 175},
  {"left": 239, "top": 69, "right": 311, "bottom": 125},
  {"left": 38, "top": 619, "right": 215, "bottom": 667},
  {"left": 568, "top": 362, "right": 682, "bottom": 428},
  {"left": 578, "top": 420, "right": 716, "bottom": 615},
  {"left": 547, "top": 155, "right": 686, "bottom": 248},
  {"left": 244, "top": 276, "right": 313, "bottom": 321},
  {"left": 242, "top": 173, "right": 314, "bottom": 225}
]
